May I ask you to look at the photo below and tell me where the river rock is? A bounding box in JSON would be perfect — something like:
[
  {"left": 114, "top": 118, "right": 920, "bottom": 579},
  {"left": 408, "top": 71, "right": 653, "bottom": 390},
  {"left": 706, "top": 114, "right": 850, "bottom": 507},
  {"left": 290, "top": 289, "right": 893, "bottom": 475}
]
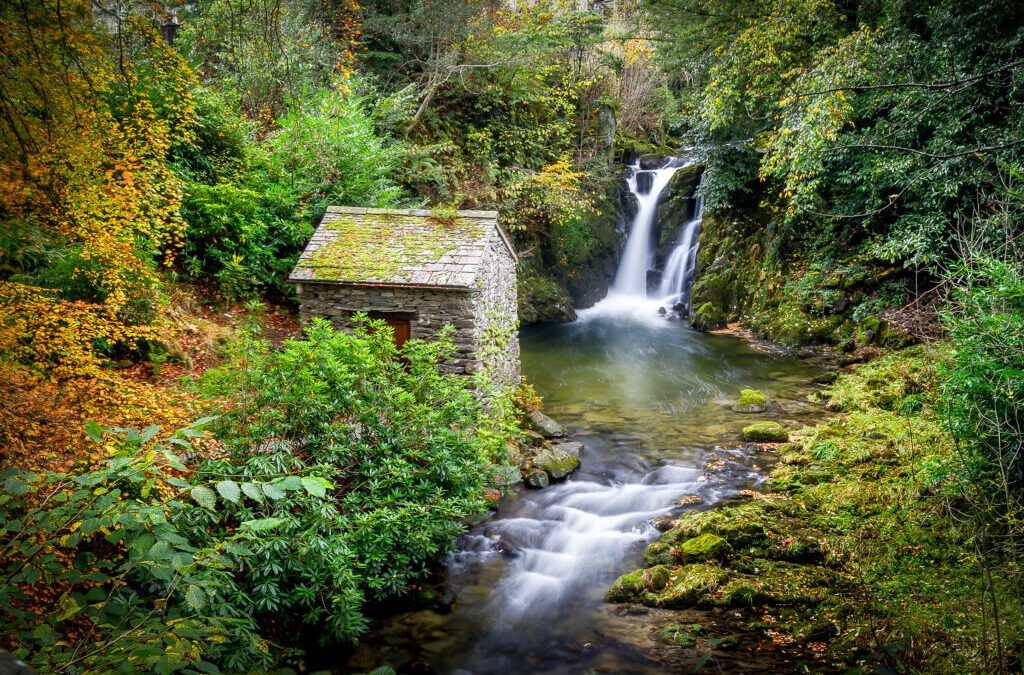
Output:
[
  {"left": 742, "top": 421, "right": 789, "bottom": 443},
  {"left": 525, "top": 469, "right": 550, "bottom": 489},
  {"left": 0, "top": 651, "right": 35, "bottom": 675},
  {"left": 534, "top": 440, "right": 583, "bottom": 479},
  {"left": 527, "top": 409, "right": 566, "bottom": 439},
  {"left": 733, "top": 388, "right": 767, "bottom": 413}
]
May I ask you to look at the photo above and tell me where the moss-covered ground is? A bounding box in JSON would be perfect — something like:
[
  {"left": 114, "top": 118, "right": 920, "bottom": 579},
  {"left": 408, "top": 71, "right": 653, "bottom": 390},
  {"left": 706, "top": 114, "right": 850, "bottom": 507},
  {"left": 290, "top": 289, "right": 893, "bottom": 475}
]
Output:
[{"left": 608, "top": 346, "right": 1024, "bottom": 671}]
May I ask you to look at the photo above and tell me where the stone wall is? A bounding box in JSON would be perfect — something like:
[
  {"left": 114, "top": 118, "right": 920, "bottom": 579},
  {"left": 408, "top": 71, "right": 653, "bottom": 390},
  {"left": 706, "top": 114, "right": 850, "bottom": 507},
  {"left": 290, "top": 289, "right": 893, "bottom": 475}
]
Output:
[
  {"left": 294, "top": 283, "right": 479, "bottom": 374},
  {"left": 473, "top": 227, "right": 521, "bottom": 384}
]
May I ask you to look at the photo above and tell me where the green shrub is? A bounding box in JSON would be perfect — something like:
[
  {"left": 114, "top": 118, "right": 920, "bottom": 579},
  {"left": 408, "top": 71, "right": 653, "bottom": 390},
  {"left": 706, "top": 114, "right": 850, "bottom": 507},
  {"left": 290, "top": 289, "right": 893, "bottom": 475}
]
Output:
[
  {"left": 1, "top": 319, "right": 519, "bottom": 672},
  {"left": 942, "top": 259, "right": 1024, "bottom": 566},
  {"left": 198, "top": 317, "right": 517, "bottom": 604}
]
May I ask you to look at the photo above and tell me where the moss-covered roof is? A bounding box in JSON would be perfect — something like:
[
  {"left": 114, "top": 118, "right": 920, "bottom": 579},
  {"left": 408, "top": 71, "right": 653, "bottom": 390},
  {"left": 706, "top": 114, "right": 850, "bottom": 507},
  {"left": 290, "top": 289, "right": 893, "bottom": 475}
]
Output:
[{"left": 288, "top": 207, "right": 515, "bottom": 289}]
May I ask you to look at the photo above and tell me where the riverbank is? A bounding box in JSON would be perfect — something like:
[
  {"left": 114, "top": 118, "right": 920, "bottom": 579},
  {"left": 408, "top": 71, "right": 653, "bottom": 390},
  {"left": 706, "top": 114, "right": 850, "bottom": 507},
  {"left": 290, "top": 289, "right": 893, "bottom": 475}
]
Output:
[{"left": 608, "top": 344, "right": 1023, "bottom": 672}]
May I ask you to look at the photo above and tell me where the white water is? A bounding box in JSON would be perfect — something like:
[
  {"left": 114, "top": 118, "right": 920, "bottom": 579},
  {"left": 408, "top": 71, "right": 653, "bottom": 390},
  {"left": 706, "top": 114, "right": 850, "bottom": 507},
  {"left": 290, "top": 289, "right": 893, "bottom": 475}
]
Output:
[
  {"left": 479, "top": 465, "right": 709, "bottom": 631},
  {"left": 583, "top": 158, "right": 703, "bottom": 322},
  {"left": 610, "top": 159, "right": 685, "bottom": 297},
  {"left": 657, "top": 193, "right": 704, "bottom": 308}
]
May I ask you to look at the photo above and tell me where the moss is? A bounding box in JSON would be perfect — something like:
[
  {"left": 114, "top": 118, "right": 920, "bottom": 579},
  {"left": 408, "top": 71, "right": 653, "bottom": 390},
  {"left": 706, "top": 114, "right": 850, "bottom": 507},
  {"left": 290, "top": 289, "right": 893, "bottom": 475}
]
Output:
[
  {"left": 517, "top": 274, "right": 576, "bottom": 325},
  {"left": 299, "top": 213, "right": 477, "bottom": 283},
  {"left": 643, "top": 541, "right": 676, "bottom": 567},
  {"left": 606, "top": 570, "right": 646, "bottom": 602},
  {"left": 737, "top": 388, "right": 767, "bottom": 407},
  {"left": 665, "top": 504, "right": 770, "bottom": 549},
  {"left": 742, "top": 421, "right": 789, "bottom": 443},
  {"left": 533, "top": 446, "right": 580, "bottom": 479},
  {"left": 734, "top": 388, "right": 767, "bottom": 412},
  {"left": 715, "top": 562, "right": 834, "bottom": 607},
  {"left": 606, "top": 565, "right": 673, "bottom": 602},
  {"left": 677, "top": 533, "right": 732, "bottom": 563},
  {"left": 691, "top": 301, "right": 727, "bottom": 331},
  {"left": 654, "top": 563, "right": 730, "bottom": 608}
]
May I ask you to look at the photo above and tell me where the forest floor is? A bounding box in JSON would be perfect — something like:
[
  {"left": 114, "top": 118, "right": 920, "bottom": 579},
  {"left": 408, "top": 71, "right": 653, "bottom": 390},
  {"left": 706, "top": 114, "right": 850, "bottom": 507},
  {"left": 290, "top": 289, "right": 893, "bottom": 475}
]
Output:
[{"left": 1, "top": 290, "right": 300, "bottom": 476}]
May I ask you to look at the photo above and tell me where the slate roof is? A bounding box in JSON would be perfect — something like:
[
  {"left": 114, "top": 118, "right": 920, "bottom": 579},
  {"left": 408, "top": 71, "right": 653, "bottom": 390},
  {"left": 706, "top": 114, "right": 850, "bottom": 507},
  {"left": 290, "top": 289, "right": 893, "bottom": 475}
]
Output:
[{"left": 288, "top": 207, "right": 516, "bottom": 289}]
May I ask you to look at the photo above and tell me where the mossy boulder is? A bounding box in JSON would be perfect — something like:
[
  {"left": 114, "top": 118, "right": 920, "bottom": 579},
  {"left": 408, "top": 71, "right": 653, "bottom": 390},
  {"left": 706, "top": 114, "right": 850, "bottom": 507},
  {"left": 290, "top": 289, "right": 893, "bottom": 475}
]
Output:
[
  {"left": 677, "top": 533, "right": 732, "bottom": 563},
  {"left": 606, "top": 569, "right": 646, "bottom": 602},
  {"left": 526, "top": 409, "right": 565, "bottom": 438},
  {"left": 664, "top": 504, "right": 770, "bottom": 550},
  {"left": 734, "top": 388, "right": 768, "bottom": 413},
  {"left": 533, "top": 441, "right": 582, "bottom": 479},
  {"left": 742, "top": 421, "right": 789, "bottom": 443},
  {"left": 715, "top": 562, "right": 833, "bottom": 607},
  {"left": 517, "top": 274, "right": 576, "bottom": 325},
  {"left": 606, "top": 564, "right": 674, "bottom": 602},
  {"left": 524, "top": 469, "right": 550, "bottom": 489},
  {"left": 690, "top": 301, "right": 727, "bottom": 332},
  {"left": 643, "top": 541, "right": 676, "bottom": 566},
  {"left": 655, "top": 563, "right": 730, "bottom": 608}
]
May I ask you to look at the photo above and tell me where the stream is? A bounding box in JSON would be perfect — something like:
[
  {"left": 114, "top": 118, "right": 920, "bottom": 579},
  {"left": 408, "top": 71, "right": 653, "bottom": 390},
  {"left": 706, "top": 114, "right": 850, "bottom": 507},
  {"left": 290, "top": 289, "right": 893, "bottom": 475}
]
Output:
[
  {"left": 341, "top": 315, "right": 825, "bottom": 674},
  {"left": 340, "top": 160, "right": 827, "bottom": 673}
]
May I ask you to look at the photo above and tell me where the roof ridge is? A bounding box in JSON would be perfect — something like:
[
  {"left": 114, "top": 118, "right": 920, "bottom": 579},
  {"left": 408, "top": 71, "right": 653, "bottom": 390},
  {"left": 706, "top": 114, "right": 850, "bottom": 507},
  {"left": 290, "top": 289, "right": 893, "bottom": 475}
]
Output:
[{"left": 325, "top": 205, "right": 499, "bottom": 219}]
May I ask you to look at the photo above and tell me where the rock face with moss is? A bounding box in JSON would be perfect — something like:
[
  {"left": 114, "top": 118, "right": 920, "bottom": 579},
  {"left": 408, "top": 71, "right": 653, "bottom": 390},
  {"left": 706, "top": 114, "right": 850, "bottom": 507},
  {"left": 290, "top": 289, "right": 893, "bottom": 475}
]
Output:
[
  {"left": 606, "top": 348, "right": 1003, "bottom": 671},
  {"left": 518, "top": 274, "right": 576, "bottom": 324},
  {"left": 289, "top": 207, "right": 520, "bottom": 383},
  {"left": 686, "top": 196, "right": 913, "bottom": 348}
]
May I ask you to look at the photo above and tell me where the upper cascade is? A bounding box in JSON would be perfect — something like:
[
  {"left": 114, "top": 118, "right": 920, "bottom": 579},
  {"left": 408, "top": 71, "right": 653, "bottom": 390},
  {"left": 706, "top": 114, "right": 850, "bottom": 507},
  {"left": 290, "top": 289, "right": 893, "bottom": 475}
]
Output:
[
  {"left": 610, "top": 158, "right": 684, "bottom": 297},
  {"left": 581, "top": 157, "right": 703, "bottom": 322}
]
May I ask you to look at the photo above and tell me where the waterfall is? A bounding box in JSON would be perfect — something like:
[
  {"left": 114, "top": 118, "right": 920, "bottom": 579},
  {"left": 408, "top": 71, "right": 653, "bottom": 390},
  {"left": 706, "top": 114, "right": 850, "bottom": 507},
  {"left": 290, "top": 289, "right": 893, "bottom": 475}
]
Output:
[
  {"left": 610, "top": 159, "right": 683, "bottom": 296},
  {"left": 657, "top": 193, "right": 704, "bottom": 308}
]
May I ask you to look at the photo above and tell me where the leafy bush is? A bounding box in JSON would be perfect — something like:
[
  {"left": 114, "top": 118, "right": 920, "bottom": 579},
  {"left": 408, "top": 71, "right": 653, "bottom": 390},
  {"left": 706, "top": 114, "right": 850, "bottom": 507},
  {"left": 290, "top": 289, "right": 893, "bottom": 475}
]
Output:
[
  {"left": 178, "top": 86, "right": 410, "bottom": 299},
  {"left": 1, "top": 319, "right": 519, "bottom": 672},
  {"left": 942, "top": 259, "right": 1024, "bottom": 558},
  {"left": 0, "top": 420, "right": 285, "bottom": 673},
  {"left": 197, "top": 315, "right": 517, "bottom": 610}
]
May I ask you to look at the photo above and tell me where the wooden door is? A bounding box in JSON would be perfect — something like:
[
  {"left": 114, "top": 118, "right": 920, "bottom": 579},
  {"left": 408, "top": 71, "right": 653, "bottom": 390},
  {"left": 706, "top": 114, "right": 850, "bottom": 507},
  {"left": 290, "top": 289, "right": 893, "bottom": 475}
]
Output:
[{"left": 385, "top": 317, "right": 411, "bottom": 349}]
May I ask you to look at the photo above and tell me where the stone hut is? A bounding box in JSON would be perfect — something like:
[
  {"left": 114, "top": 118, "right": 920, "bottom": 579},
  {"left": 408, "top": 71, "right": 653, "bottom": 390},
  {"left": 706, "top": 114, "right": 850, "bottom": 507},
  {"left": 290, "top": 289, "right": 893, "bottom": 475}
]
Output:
[{"left": 288, "top": 207, "right": 520, "bottom": 383}]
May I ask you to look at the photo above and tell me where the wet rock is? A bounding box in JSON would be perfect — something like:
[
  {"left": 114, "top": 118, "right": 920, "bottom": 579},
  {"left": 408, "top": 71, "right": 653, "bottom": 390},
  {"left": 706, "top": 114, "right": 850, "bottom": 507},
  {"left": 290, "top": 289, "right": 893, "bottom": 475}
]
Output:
[
  {"left": 676, "top": 533, "right": 732, "bottom": 563},
  {"left": 524, "top": 469, "right": 550, "bottom": 489},
  {"left": 741, "top": 421, "right": 789, "bottom": 443},
  {"left": 733, "top": 388, "right": 767, "bottom": 413},
  {"left": 527, "top": 409, "right": 566, "bottom": 438},
  {"left": 0, "top": 651, "right": 35, "bottom": 675},
  {"left": 534, "top": 441, "right": 583, "bottom": 479},
  {"left": 524, "top": 430, "right": 547, "bottom": 448}
]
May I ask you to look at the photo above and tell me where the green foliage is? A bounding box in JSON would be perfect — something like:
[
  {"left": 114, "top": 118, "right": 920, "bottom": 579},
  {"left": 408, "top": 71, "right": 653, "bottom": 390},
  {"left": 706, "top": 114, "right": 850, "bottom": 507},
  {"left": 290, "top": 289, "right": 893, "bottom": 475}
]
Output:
[
  {"left": 942, "top": 259, "right": 1024, "bottom": 601},
  {"left": 0, "top": 419, "right": 285, "bottom": 673},
  {"left": 199, "top": 318, "right": 515, "bottom": 604},
  {"left": 179, "top": 0, "right": 361, "bottom": 123},
  {"left": 650, "top": 0, "right": 1024, "bottom": 273},
  {"left": 1, "top": 319, "right": 520, "bottom": 672},
  {"left": 177, "top": 85, "right": 409, "bottom": 299}
]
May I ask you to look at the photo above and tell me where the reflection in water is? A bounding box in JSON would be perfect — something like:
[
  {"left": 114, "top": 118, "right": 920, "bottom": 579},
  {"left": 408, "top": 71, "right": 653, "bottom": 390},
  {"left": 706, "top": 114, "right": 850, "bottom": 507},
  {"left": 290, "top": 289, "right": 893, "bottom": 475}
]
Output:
[{"left": 341, "top": 315, "right": 824, "bottom": 674}]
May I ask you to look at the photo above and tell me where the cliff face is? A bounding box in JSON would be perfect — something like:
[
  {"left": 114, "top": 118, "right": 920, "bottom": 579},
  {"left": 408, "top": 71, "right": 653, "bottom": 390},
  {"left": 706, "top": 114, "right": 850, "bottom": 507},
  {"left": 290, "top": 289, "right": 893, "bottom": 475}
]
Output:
[{"left": 687, "top": 188, "right": 915, "bottom": 349}]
